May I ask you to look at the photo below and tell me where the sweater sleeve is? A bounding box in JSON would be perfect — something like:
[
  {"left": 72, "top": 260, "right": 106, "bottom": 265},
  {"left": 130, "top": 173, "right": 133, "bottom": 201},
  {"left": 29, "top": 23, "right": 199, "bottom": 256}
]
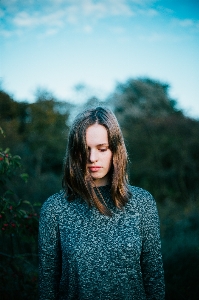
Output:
[
  {"left": 139, "top": 191, "right": 165, "bottom": 300},
  {"left": 38, "top": 196, "right": 62, "bottom": 300}
]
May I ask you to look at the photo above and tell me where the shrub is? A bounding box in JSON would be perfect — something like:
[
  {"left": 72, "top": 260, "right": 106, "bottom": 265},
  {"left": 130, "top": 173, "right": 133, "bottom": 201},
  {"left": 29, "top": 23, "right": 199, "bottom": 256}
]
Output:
[{"left": 0, "top": 127, "right": 39, "bottom": 300}]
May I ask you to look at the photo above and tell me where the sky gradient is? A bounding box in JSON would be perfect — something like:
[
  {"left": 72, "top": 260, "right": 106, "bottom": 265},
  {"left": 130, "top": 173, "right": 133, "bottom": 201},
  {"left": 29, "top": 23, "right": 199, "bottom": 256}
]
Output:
[{"left": 1, "top": 0, "right": 199, "bottom": 118}]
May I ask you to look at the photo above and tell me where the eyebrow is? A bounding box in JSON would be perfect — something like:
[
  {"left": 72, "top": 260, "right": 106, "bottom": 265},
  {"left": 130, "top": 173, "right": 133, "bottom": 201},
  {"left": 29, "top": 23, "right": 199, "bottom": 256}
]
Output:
[{"left": 87, "top": 143, "right": 109, "bottom": 148}]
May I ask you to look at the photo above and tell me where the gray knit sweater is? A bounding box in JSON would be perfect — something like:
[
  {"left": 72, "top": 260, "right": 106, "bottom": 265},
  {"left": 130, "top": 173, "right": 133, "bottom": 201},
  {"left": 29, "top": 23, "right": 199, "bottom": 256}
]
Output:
[{"left": 38, "top": 185, "right": 165, "bottom": 300}]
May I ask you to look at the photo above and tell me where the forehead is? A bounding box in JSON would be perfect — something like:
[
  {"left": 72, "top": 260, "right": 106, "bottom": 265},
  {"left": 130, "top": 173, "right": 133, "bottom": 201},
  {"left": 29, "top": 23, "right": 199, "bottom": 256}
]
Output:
[{"left": 86, "top": 124, "right": 108, "bottom": 145}]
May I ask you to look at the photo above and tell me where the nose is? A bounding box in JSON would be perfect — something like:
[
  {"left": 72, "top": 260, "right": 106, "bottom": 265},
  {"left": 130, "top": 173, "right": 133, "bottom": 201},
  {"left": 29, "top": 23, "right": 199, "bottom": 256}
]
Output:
[{"left": 89, "top": 149, "right": 98, "bottom": 163}]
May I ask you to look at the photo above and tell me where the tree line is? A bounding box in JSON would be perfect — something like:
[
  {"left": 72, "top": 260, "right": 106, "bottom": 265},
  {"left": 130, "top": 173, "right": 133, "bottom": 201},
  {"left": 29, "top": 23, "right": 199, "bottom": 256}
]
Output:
[{"left": 0, "top": 78, "right": 199, "bottom": 299}]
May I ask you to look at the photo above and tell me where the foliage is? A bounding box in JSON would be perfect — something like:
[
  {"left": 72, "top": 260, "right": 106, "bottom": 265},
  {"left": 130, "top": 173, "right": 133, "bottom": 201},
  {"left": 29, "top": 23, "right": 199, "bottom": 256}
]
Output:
[
  {"left": 107, "top": 78, "right": 199, "bottom": 299},
  {"left": 0, "top": 88, "right": 71, "bottom": 204},
  {"left": 1, "top": 79, "right": 199, "bottom": 299},
  {"left": 108, "top": 78, "right": 199, "bottom": 203},
  {"left": 109, "top": 77, "right": 181, "bottom": 119},
  {"left": 0, "top": 89, "right": 71, "bottom": 298},
  {"left": 158, "top": 200, "right": 199, "bottom": 299},
  {"left": 0, "top": 130, "right": 39, "bottom": 299}
]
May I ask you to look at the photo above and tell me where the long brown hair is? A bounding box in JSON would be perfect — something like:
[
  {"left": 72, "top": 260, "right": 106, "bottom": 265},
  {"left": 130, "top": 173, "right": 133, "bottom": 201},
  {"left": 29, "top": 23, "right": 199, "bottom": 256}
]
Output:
[{"left": 62, "top": 106, "right": 131, "bottom": 216}]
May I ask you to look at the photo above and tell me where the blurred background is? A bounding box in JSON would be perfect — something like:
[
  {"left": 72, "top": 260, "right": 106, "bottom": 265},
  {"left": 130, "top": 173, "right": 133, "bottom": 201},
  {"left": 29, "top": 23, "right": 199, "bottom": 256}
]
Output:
[{"left": 0, "top": 0, "right": 199, "bottom": 299}]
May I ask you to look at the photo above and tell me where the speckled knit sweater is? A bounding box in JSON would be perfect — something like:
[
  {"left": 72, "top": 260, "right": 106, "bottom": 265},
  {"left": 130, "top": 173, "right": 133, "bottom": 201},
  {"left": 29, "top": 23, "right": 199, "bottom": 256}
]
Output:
[{"left": 38, "top": 185, "right": 165, "bottom": 300}]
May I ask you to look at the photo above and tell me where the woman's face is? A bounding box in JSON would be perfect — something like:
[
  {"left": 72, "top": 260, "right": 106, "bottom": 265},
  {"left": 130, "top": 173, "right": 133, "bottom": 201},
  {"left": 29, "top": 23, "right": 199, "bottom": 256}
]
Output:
[{"left": 86, "top": 123, "right": 113, "bottom": 187}]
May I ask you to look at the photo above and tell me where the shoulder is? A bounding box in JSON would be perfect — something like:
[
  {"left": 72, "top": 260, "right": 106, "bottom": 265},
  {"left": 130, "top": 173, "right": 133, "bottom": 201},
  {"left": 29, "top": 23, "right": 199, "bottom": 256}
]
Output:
[
  {"left": 127, "top": 186, "right": 160, "bottom": 229},
  {"left": 129, "top": 185, "right": 154, "bottom": 200},
  {"left": 128, "top": 185, "right": 157, "bottom": 211},
  {"left": 40, "top": 190, "right": 66, "bottom": 217}
]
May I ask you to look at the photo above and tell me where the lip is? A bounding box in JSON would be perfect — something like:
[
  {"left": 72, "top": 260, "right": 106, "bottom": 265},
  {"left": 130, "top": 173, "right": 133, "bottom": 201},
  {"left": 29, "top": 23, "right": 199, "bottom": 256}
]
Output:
[{"left": 88, "top": 166, "right": 101, "bottom": 172}]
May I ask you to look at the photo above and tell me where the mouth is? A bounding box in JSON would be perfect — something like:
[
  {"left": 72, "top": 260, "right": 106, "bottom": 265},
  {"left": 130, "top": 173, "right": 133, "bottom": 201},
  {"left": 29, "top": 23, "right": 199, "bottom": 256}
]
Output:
[{"left": 88, "top": 166, "right": 101, "bottom": 172}]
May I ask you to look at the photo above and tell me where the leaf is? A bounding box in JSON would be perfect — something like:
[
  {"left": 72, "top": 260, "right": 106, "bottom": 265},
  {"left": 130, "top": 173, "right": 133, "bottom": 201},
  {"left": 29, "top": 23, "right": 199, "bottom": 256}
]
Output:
[
  {"left": 18, "top": 209, "right": 28, "bottom": 216},
  {"left": 22, "top": 200, "right": 31, "bottom": 205},
  {"left": 5, "top": 158, "right": 9, "bottom": 165},
  {"left": 13, "top": 155, "right": 21, "bottom": 160},
  {"left": 4, "top": 190, "right": 14, "bottom": 196},
  {"left": 33, "top": 202, "right": 42, "bottom": 207},
  {"left": 0, "top": 127, "right": 5, "bottom": 137},
  {"left": 4, "top": 148, "right": 10, "bottom": 154},
  {"left": 20, "top": 173, "right": 29, "bottom": 183}
]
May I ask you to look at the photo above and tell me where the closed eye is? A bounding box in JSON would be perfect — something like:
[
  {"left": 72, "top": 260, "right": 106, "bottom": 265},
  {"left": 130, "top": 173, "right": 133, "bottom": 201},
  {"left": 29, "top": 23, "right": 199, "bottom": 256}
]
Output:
[{"left": 98, "top": 147, "right": 108, "bottom": 152}]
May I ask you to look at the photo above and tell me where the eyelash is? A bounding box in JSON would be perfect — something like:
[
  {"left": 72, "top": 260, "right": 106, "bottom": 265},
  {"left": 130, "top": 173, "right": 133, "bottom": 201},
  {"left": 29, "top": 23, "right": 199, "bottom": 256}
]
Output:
[{"left": 87, "top": 147, "right": 109, "bottom": 153}]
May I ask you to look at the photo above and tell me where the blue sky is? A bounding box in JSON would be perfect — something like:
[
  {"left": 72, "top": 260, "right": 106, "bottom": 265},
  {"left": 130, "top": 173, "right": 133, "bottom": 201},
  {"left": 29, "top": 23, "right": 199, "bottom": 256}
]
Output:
[{"left": 1, "top": 0, "right": 199, "bottom": 118}]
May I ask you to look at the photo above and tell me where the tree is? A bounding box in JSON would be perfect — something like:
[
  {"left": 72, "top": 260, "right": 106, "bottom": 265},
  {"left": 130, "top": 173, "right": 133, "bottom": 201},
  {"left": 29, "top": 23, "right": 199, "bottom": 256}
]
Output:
[
  {"left": 107, "top": 77, "right": 199, "bottom": 299},
  {"left": 0, "top": 88, "right": 72, "bottom": 204},
  {"left": 0, "top": 89, "right": 28, "bottom": 151},
  {"left": 108, "top": 77, "right": 181, "bottom": 121},
  {"left": 107, "top": 77, "right": 199, "bottom": 203},
  {"left": 23, "top": 90, "right": 70, "bottom": 176}
]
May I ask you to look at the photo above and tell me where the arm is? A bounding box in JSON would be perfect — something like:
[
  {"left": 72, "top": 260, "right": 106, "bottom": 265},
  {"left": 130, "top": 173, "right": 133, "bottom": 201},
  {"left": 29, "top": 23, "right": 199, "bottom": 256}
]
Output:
[
  {"left": 38, "top": 197, "right": 62, "bottom": 300},
  {"left": 140, "top": 191, "right": 165, "bottom": 299}
]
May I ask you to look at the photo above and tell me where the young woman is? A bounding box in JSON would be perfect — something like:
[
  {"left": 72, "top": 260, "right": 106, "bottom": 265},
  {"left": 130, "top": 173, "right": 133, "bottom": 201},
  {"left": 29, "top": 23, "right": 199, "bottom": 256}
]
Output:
[{"left": 38, "top": 107, "right": 165, "bottom": 300}]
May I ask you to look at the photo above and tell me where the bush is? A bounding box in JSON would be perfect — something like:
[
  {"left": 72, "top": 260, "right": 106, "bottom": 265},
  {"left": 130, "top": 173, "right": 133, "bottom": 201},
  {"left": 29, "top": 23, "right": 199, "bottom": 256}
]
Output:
[{"left": 0, "top": 128, "right": 39, "bottom": 299}]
